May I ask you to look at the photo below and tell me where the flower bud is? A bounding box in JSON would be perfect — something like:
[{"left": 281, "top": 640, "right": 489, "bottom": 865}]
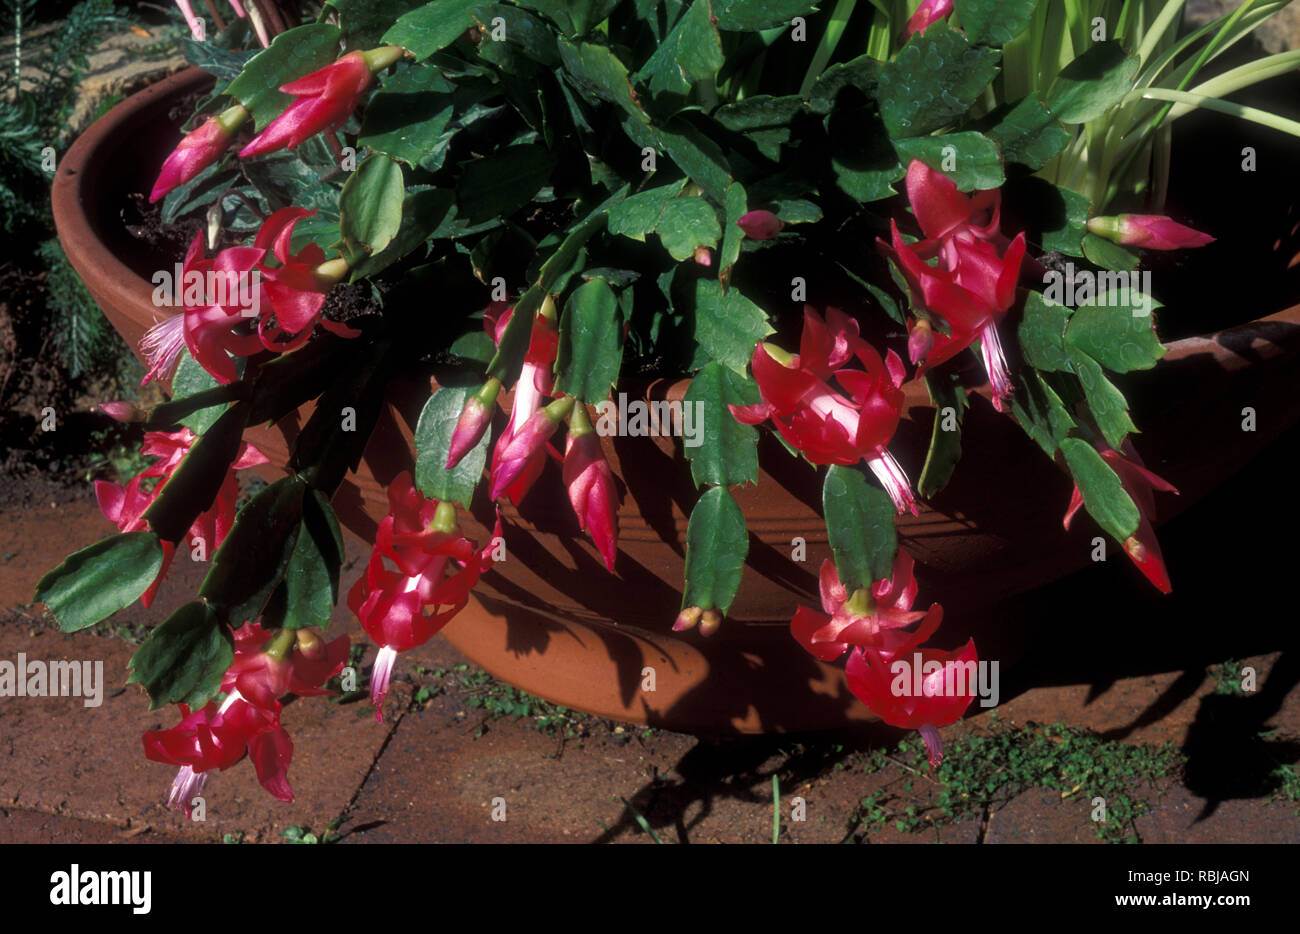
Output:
[
  {"left": 673, "top": 606, "right": 702, "bottom": 632},
  {"left": 698, "top": 610, "right": 722, "bottom": 637},
  {"left": 1086, "top": 214, "right": 1214, "bottom": 251},
  {"left": 446, "top": 378, "right": 501, "bottom": 469},
  {"left": 98, "top": 401, "right": 143, "bottom": 423},
  {"left": 149, "top": 104, "right": 249, "bottom": 203},
  {"left": 907, "top": 319, "right": 934, "bottom": 365},
  {"left": 737, "top": 210, "right": 783, "bottom": 241}
]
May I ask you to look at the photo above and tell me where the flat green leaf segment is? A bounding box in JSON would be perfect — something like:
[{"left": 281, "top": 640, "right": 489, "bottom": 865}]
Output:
[
  {"left": 340, "top": 154, "right": 405, "bottom": 264},
  {"left": 694, "top": 280, "right": 774, "bottom": 375},
  {"left": 226, "top": 24, "right": 343, "bottom": 129},
  {"left": 918, "top": 372, "right": 966, "bottom": 499},
  {"left": 1046, "top": 41, "right": 1139, "bottom": 125},
  {"left": 893, "top": 131, "right": 1004, "bottom": 191},
  {"left": 1061, "top": 438, "right": 1138, "bottom": 542},
  {"left": 414, "top": 383, "right": 494, "bottom": 508},
  {"left": 262, "top": 491, "right": 346, "bottom": 631},
  {"left": 607, "top": 183, "right": 722, "bottom": 261},
  {"left": 128, "top": 601, "right": 233, "bottom": 710},
  {"left": 35, "top": 532, "right": 165, "bottom": 633},
  {"left": 359, "top": 65, "right": 455, "bottom": 166},
  {"left": 199, "top": 476, "right": 308, "bottom": 628},
  {"left": 383, "top": 0, "right": 482, "bottom": 59},
  {"left": 878, "top": 27, "right": 1000, "bottom": 137},
  {"left": 556, "top": 279, "right": 624, "bottom": 402},
  {"left": 954, "top": 0, "right": 1038, "bottom": 47},
  {"left": 682, "top": 486, "right": 748, "bottom": 613},
  {"left": 712, "top": 0, "right": 818, "bottom": 30},
  {"left": 638, "top": 0, "right": 724, "bottom": 95},
  {"left": 170, "top": 350, "right": 231, "bottom": 435},
  {"left": 823, "top": 465, "right": 897, "bottom": 590},
  {"left": 683, "top": 362, "right": 761, "bottom": 488}
]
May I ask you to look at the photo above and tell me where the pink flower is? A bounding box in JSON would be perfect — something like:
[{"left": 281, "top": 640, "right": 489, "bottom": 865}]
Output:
[
  {"left": 347, "top": 472, "right": 499, "bottom": 719},
  {"left": 95, "top": 428, "right": 267, "bottom": 606},
  {"left": 486, "top": 300, "right": 562, "bottom": 505},
  {"left": 149, "top": 104, "right": 248, "bottom": 203},
  {"left": 1086, "top": 214, "right": 1214, "bottom": 251},
  {"left": 880, "top": 160, "right": 1027, "bottom": 411},
  {"left": 563, "top": 407, "right": 620, "bottom": 573},
  {"left": 238, "top": 51, "right": 375, "bottom": 157},
  {"left": 491, "top": 396, "right": 573, "bottom": 502},
  {"left": 222, "top": 624, "right": 350, "bottom": 710},
  {"left": 845, "top": 639, "right": 978, "bottom": 771},
  {"left": 791, "top": 554, "right": 942, "bottom": 662},
  {"left": 254, "top": 207, "right": 356, "bottom": 351},
  {"left": 141, "top": 233, "right": 266, "bottom": 386},
  {"left": 737, "top": 209, "right": 783, "bottom": 240},
  {"left": 143, "top": 694, "right": 291, "bottom": 813},
  {"left": 1064, "top": 440, "right": 1179, "bottom": 593},
  {"left": 729, "top": 307, "right": 918, "bottom": 515},
  {"left": 904, "top": 0, "right": 954, "bottom": 38}
]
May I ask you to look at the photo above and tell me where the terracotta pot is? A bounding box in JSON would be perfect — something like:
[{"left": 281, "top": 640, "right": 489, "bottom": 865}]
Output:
[{"left": 54, "top": 68, "right": 1300, "bottom": 733}]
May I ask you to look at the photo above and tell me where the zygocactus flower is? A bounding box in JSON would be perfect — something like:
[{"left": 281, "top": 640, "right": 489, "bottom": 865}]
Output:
[
  {"left": 347, "top": 472, "right": 499, "bottom": 720},
  {"left": 563, "top": 403, "right": 620, "bottom": 573},
  {"left": 790, "top": 553, "right": 942, "bottom": 662},
  {"left": 141, "top": 232, "right": 267, "bottom": 386},
  {"left": 238, "top": 47, "right": 403, "bottom": 158},
  {"left": 253, "top": 207, "right": 357, "bottom": 350},
  {"left": 492, "top": 395, "right": 574, "bottom": 501},
  {"left": 880, "top": 160, "right": 1027, "bottom": 411},
  {"left": 222, "top": 624, "right": 351, "bottom": 711},
  {"left": 729, "top": 306, "right": 918, "bottom": 515},
  {"left": 1064, "top": 441, "right": 1179, "bottom": 593},
  {"left": 149, "top": 104, "right": 249, "bottom": 203},
  {"left": 144, "top": 695, "right": 291, "bottom": 815},
  {"left": 1086, "top": 214, "right": 1215, "bottom": 251},
  {"left": 486, "top": 298, "right": 562, "bottom": 504},
  {"left": 95, "top": 428, "right": 267, "bottom": 606},
  {"left": 144, "top": 623, "right": 347, "bottom": 814},
  {"left": 737, "top": 209, "right": 783, "bottom": 240},
  {"left": 845, "top": 639, "right": 978, "bottom": 772},
  {"left": 904, "top": 0, "right": 954, "bottom": 37}
]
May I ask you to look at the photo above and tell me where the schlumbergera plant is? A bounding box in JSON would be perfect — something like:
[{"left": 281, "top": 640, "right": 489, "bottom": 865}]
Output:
[{"left": 36, "top": 0, "right": 1300, "bottom": 804}]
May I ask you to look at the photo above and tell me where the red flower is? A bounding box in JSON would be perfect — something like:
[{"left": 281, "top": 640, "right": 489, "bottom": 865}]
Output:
[
  {"left": 143, "top": 695, "right": 292, "bottom": 814},
  {"left": 1064, "top": 440, "right": 1179, "bottom": 593},
  {"left": 238, "top": 51, "right": 374, "bottom": 158},
  {"left": 880, "top": 160, "right": 1027, "bottom": 411},
  {"left": 254, "top": 207, "right": 357, "bottom": 351},
  {"left": 904, "top": 0, "right": 954, "bottom": 37},
  {"left": 149, "top": 104, "right": 248, "bottom": 203},
  {"left": 347, "top": 472, "right": 499, "bottom": 719},
  {"left": 1086, "top": 214, "right": 1214, "bottom": 251},
  {"left": 563, "top": 406, "right": 620, "bottom": 573},
  {"left": 791, "top": 554, "right": 942, "bottom": 662},
  {"left": 486, "top": 300, "right": 562, "bottom": 504},
  {"left": 222, "top": 623, "right": 351, "bottom": 710},
  {"left": 845, "top": 639, "right": 978, "bottom": 771},
  {"left": 95, "top": 428, "right": 267, "bottom": 606},
  {"left": 141, "top": 233, "right": 266, "bottom": 386},
  {"left": 729, "top": 307, "right": 918, "bottom": 514}
]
